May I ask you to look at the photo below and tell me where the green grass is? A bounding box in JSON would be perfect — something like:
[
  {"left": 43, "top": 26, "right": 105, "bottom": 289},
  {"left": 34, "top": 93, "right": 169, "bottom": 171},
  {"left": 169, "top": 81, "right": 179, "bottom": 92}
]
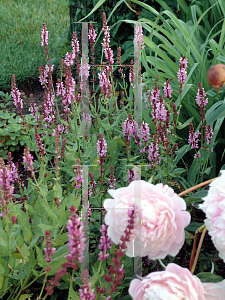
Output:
[{"left": 0, "top": 0, "right": 70, "bottom": 90}]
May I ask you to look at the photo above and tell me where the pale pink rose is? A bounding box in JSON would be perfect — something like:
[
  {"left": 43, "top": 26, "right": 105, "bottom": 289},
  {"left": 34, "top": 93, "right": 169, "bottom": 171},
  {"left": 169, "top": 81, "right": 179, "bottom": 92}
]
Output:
[
  {"left": 129, "top": 263, "right": 206, "bottom": 300},
  {"left": 203, "top": 280, "right": 225, "bottom": 300},
  {"left": 103, "top": 180, "right": 191, "bottom": 259},
  {"left": 199, "top": 170, "right": 225, "bottom": 262}
]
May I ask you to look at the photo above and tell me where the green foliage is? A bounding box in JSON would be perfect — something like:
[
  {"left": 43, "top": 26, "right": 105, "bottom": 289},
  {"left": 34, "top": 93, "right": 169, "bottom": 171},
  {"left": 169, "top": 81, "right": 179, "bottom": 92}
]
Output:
[
  {"left": 1, "top": 0, "right": 225, "bottom": 299},
  {"left": 0, "top": 111, "right": 37, "bottom": 159}
]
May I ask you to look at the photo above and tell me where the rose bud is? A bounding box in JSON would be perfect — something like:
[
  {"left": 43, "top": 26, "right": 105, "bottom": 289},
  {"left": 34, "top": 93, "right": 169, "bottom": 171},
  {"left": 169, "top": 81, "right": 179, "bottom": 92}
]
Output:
[{"left": 207, "top": 64, "right": 225, "bottom": 92}]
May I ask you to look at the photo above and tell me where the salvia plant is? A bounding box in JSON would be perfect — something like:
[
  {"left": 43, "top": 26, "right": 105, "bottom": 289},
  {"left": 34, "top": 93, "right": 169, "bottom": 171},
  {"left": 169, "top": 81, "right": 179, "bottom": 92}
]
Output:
[{"left": 0, "top": 11, "right": 225, "bottom": 300}]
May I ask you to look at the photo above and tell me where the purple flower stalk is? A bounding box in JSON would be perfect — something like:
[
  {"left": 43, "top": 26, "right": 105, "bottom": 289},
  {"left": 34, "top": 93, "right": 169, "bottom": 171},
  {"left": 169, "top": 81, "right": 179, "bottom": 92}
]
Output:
[
  {"left": 123, "top": 114, "right": 134, "bottom": 144},
  {"left": 41, "top": 23, "right": 48, "bottom": 47},
  {"left": 65, "top": 52, "right": 75, "bottom": 67},
  {"left": 102, "top": 12, "right": 114, "bottom": 72},
  {"left": 148, "top": 141, "right": 161, "bottom": 168},
  {"left": 134, "top": 22, "right": 145, "bottom": 60},
  {"left": 61, "top": 138, "right": 67, "bottom": 160},
  {"left": 163, "top": 79, "right": 173, "bottom": 98},
  {"left": 79, "top": 269, "right": 96, "bottom": 300},
  {"left": 109, "top": 165, "right": 116, "bottom": 189},
  {"left": 129, "top": 60, "right": 135, "bottom": 89},
  {"left": 35, "top": 127, "right": 46, "bottom": 159},
  {"left": 82, "top": 110, "right": 92, "bottom": 132},
  {"left": 73, "top": 159, "right": 83, "bottom": 189},
  {"left": 98, "top": 221, "right": 113, "bottom": 261},
  {"left": 11, "top": 74, "right": 23, "bottom": 113},
  {"left": 98, "top": 66, "right": 112, "bottom": 100},
  {"left": 7, "top": 152, "right": 19, "bottom": 184},
  {"left": 117, "top": 47, "right": 125, "bottom": 79},
  {"left": 41, "top": 23, "right": 49, "bottom": 61},
  {"left": 206, "top": 125, "right": 213, "bottom": 145},
  {"left": 30, "top": 94, "right": 38, "bottom": 121},
  {"left": 44, "top": 230, "right": 56, "bottom": 265},
  {"left": 66, "top": 205, "right": 86, "bottom": 265},
  {"left": 188, "top": 123, "right": 201, "bottom": 149},
  {"left": 88, "top": 172, "right": 96, "bottom": 197},
  {"left": 196, "top": 82, "right": 208, "bottom": 108},
  {"left": 97, "top": 133, "right": 107, "bottom": 179},
  {"left": 23, "top": 147, "right": 34, "bottom": 173},
  {"left": 97, "top": 134, "right": 107, "bottom": 159},
  {"left": 45, "top": 206, "right": 86, "bottom": 296},
  {"left": 0, "top": 167, "right": 14, "bottom": 218},
  {"left": 80, "top": 54, "right": 90, "bottom": 91},
  {"left": 177, "top": 56, "right": 188, "bottom": 85},
  {"left": 127, "top": 168, "right": 138, "bottom": 184}
]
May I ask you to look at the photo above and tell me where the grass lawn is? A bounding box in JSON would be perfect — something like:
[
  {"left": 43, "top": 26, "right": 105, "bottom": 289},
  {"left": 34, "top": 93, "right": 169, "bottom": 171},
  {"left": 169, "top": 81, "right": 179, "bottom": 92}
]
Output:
[{"left": 0, "top": 0, "right": 70, "bottom": 90}]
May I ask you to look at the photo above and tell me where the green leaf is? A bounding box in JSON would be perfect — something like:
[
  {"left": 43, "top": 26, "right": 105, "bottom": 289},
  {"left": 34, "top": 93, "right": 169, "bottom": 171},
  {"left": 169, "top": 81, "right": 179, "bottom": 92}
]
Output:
[
  {"left": 185, "top": 222, "right": 204, "bottom": 232},
  {"left": 35, "top": 245, "right": 46, "bottom": 268},
  {"left": 78, "top": 0, "right": 107, "bottom": 22},
  {"left": 196, "top": 272, "right": 224, "bottom": 283},
  {"left": 185, "top": 230, "right": 194, "bottom": 246},
  {"left": 39, "top": 198, "right": 57, "bottom": 221},
  {"left": 206, "top": 102, "right": 225, "bottom": 125},
  {"left": 38, "top": 224, "right": 53, "bottom": 232},
  {"left": 66, "top": 193, "right": 81, "bottom": 210},
  {"left": 68, "top": 287, "right": 80, "bottom": 300},
  {"left": 53, "top": 182, "right": 62, "bottom": 199}
]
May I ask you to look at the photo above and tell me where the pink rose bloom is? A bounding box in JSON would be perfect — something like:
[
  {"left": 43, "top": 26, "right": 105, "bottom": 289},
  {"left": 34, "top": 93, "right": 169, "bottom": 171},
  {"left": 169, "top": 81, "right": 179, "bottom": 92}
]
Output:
[
  {"left": 203, "top": 280, "right": 225, "bottom": 300},
  {"left": 103, "top": 180, "right": 191, "bottom": 259},
  {"left": 199, "top": 170, "right": 225, "bottom": 262},
  {"left": 129, "top": 263, "right": 225, "bottom": 300}
]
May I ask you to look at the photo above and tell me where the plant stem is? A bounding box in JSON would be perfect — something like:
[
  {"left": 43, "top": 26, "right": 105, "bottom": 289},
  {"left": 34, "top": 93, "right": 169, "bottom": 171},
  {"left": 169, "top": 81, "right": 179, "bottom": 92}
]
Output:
[
  {"left": 191, "top": 226, "right": 207, "bottom": 274},
  {"left": 189, "top": 231, "right": 199, "bottom": 271},
  {"left": 178, "top": 178, "right": 216, "bottom": 197}
]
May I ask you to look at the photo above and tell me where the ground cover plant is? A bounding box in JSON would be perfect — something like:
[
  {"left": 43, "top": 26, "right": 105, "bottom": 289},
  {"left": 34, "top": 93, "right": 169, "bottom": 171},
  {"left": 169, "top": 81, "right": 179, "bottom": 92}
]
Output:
[{"left": 1, "top": 6, "right": 225, "bottom": 300}]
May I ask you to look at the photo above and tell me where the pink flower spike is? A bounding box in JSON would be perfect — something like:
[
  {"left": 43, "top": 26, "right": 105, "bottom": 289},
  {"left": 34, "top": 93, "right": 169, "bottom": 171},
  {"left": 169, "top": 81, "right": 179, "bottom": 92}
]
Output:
[
  {"left": 177, "top": 56, "right": 188, "bottom": 85},
  {"left": 163, "top": 79, "right": 173, "bottom": 98},
  {"left": 11, "top": 74, "right": 23, "bottom": 112},
  {"left": 41, "top": 23, "right": 48, "bottom": 47},
  {"left": 134, "top": 22, "right": 145, "bottom": 60},
  {"left": 196, "top": 82, "right": 208, "bottom": 107}
]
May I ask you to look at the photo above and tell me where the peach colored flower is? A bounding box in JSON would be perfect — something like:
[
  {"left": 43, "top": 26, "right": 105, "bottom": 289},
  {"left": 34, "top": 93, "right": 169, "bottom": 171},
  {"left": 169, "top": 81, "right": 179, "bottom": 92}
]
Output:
[
  {"left": 199, "top": 170, "right": 225, "bottom": 262},
  {"left": 103, "top": 180, "right": 191, "bottom": 259},
  {"left": 129, "top": 263, "right": 205, "bottom": 300}
]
